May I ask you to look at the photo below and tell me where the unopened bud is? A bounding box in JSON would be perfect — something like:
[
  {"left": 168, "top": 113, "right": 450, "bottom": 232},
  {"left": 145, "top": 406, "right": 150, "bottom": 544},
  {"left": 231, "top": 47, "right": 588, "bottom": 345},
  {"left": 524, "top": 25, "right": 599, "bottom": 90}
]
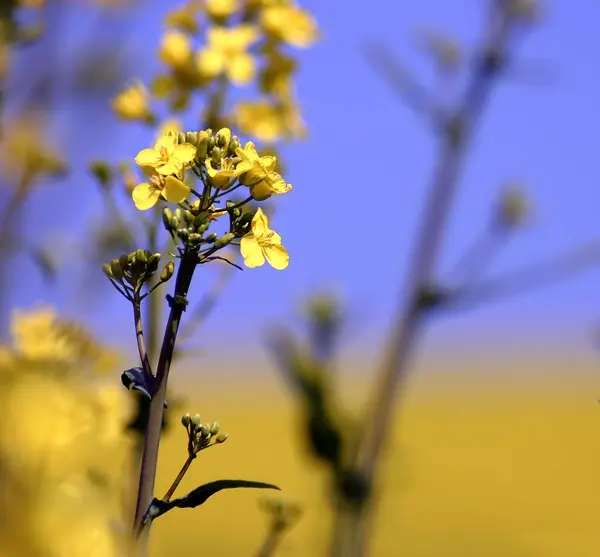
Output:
[
  {"left": 185, "top": 131, "right": 199, "bottom": 146},
  {"left": 162, "top": 207, "right": 173, "bottom": 229},
  {"left": 211, "top": 146, "right": 222, "bottom": 164},
  {"left": 210, "top": 421, "right": 220, "bottom": 435},
  {"left": 89, "top": 161, "right": 112, "bottom": 189},
  {"left": 228, "top": 138, "right": 241, "bottom": 155},
  {"left": 110, "top": 259, "right": 124, "bottom": 280},
  {"left": 181, "top": 413, "right": 191, "bottom": 427},
  {"left": 206, "top": 233, "right": 217, "bottom": 243},
  {"left": 215, "top": 432, "right": 228, "bottom": 444},
  {"left": 119, "top": 253, "right": 129, "bottom": 270},
  {"left": 191, "top": 414, "right": 202, "bottom": 429},
  {"left": 214, "top": 233, "right": 234, "bottom": 249},
  {"left": 147, "top": 253, "right": 161, "bottom": 271},
  {"left": 102, "top": 263, "right": 113, "bottom": 279},
  {"left": 188, "top": 232, "right": 202, "bottom": 244},
  {"left": 135, "top": 249, "right": 147, "bottom": 264},
  {"left": 216, "top": 132, "right": 228, "bottom": 148},
  {"left": 200, "top": 424, "right": 211, "bottom": 437},
  {"left": 160, "top": 262, "right": 175, "bottom": 282}
]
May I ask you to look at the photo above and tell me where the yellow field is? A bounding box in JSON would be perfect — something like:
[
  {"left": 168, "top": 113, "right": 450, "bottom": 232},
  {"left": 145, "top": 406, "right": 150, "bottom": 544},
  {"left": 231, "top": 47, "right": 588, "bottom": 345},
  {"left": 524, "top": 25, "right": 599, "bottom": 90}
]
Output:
[{"left": 150, "top": 362, "right": 600, "bottom": 557}]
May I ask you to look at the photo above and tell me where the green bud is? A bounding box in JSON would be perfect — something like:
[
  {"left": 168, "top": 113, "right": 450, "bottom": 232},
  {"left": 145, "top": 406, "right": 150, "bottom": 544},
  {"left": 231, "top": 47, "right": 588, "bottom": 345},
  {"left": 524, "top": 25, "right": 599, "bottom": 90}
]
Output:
[
  {"left": 206, "top": 137, "right": 216, "bottom": 154},
  {"left": 119, "top": 254, "right": 129, "bottom": 270},
  {"left": 188, "top": 233, "right": 202, "bottom": 244},
  {"left": 160, "top": 262, "right": 175, "bottom": 282},
  {"left": 228, "top": 138, "right": 241, "bottom": 155},
  {"left": 215, "top": 432, "right": 228, "bottom": 444},
  {"left": 216, "top": 132, "right": 228, "bottom": 148},
  {"left": 102, "top": 263, "right": 113, "bottom": 279},
  {"left": 183, "top": 210, "right": 194, "bottom": 224},
  {"left": 200, "top": 424, "right": 211, "bottom": 438},
  {"left": 193, "top": 212, "right": 209, "bottom": 227},
  {"left": 162, "top": 207, "right": 173, "bottom": 229},
  {"left": 214, "top": 233, "right": 235, "bottom": 249},
  {"left": 185, "top": 131, "right": 199, "bottom": 146},
  {"left": 178, "top": 228, "right": 190, "bottom": 241},
  {"left": 110, "top": 259, "right": 124, "bottom": 280},
  {"left": 89, "top": 161, "right": 112, "bottom": 189},
  {"left": 177, "top": 132, "right": 187, "bottom": 144},
  {"left": 226, "top": 200, "right": 235, "bottom": 209},
  {"left": 147, "top": 253, "right": 161, "bottom": 272},
  {"left": 181, "top": 413, "right": 191, "bottom": 427},
  {"left": 210, "top": 421, "right": 220, "bottom": 435},
  {"left": 169, "top": 216, "right": 179, "bottom": 231},
  {"left": 204, "top": 128, "right": 213, "bottom": 137},
  {"left": 197, "top": 223, "right": 209, "bottom": 234},
  {"left": 173, "top": 208, "right": 182, "bottom": 222},
  {"left": 206, "top": 233, "right": 217, "bottom": 243},
  {"left": 211, "top": 146, "right": 222, "bottom": 165},
  {"left": 191, "top": 414, "right": 202, "bottom": 429},
  {"left": 196, "top": 137, "right": 208, "bottom": 160},
  {"left": 233, "top": 208, "right": 241, "bottom": 218},
  {"left": 135, "top": 249, "right": 147, "bottom": 264},
  {"left": 127, "top": 252, "right": 136, "bottom": 265}
]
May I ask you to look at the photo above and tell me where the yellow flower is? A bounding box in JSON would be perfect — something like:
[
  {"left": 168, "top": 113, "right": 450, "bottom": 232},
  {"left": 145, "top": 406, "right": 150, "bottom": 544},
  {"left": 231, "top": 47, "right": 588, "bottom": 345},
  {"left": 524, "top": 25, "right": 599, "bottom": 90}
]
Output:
[
  {"left": 260, "top": 4, "right": 318, "bottom": 48},
  {"left": 196, "top": 24, "right": 259, "bottom": 85},
  {"left": 112, "top": 81, "right": 150, "bottom": 121},
  {"left": 204, "top": 0, "right": 239, "bottom": 19},
  {"left": 158, "top": 30, "right": 193, "bottom": 68},
  {"left": 134, "top": 132, "right": 196, "bottom": 176},
  {"left": 132, "top": 174, "right": 190, "bottom": 210},
  {"left": 165, "top": 4, "right": 199, "bottom": 33},
  {"left": 241, "top": 208, "right": 289, "bottom": 270},
  {"left": 235, "top": 141, "right": 291, "bottom": 200},
  {"left": 234, "top": 100, "right": 286, "bottom": 142},
  {"left": 157, "top": 118, "right": 182, "bottom": 138}
]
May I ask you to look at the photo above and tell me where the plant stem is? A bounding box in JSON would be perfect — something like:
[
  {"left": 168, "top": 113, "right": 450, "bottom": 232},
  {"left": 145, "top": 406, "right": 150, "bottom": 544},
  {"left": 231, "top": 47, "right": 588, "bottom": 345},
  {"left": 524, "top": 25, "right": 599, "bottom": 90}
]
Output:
[
  {"left": 132, "top": 250, "right": 197, "bottom": 552},
  {"left": 162, "top": 454, "right": 195, "bottom": 503},
  {"left": 133, "top": 299, "right": 153, "bottom": 378},
  {"left": 255, "top": 527, "right": 284, "bottom": 557},
  {"left": 329, "top": 7, "right": 513, "bottom": 557}
]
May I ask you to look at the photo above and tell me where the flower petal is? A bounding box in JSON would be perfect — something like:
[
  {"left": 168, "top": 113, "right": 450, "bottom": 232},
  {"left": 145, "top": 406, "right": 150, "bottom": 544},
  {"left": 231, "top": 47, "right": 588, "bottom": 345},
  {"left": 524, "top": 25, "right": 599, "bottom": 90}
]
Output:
[
  {"left": 135, "top": 149, "right": 161, "bottom": 168},
  {"left": 269, "top": 172, "right": 292, "bottom": 194},
  {"left": 155, "top": 133, "right": 177, "bottom": 155},
  {"left": 251, "top": 207, "right": 269, "bottom": 237},
  {"left": 173, "top": 143, "right": 197, "bottom": 165},
  {"left": 157, "top": 160, "right": 183, "bottom": 176},
  {"left": 264, "top": 243, "right": 289, "bottom": 270},
  {"left": 227, "top": 53, "right": 255, "bottom": 85},
  {"left": 132, "top": 183, "right": 161, "bottom": 210},
  {"left": 163, "top": 176, "right": 190, "bottom": 204},
  {"left": 240, "top": 234, "right": 265, "bottom": 268}
]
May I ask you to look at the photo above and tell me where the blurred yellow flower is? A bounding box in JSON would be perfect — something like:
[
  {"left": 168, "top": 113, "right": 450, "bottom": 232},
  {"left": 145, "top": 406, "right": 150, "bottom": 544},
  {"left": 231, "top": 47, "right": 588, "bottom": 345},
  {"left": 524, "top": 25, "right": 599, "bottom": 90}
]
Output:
[
  {"left": 112, "top": 81, "right": 151, "bottom": 121},
  {"left": 19, "top": 0, "right": 46, "bottom": 7},
  {"left": 159, "top": 30, "right": 193, "bottom": 68},
  {"left": 165, "top": 4, "right": 199, "bottom": 33},
  {"left": 240, "top": 208, "right": 289, "bottom": 270},
  {"left": 9, "top": 306, "right": 118, "bottom": 375},
  {"left": 235, "top": 141, "right": 291, "bottom": 200},
  {"left": 135, "top": 132, "right": 196, "bottom": 176},
  {"left": 260, "top": 4, "right": 318, "bottom": 48},
  {"left": 196, "top": 24, "right": 259, "bottom": 85},
  {"left": 132, "top": 174, "right": 190, "bottom": 210},
  {"left": 157, "top": 118, "right": 183, "bottom": 138},
  {"left": 234, "top": 100, "right": 286, "bottom": 142},
  {"left": 204, "top": 0, "right": 239, "bottom": 19}
]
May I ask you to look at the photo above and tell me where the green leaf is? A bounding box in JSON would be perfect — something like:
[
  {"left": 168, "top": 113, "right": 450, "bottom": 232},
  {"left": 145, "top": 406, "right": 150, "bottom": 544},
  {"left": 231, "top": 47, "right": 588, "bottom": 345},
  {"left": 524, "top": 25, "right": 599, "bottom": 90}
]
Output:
[{"left": 146, "top": 480, "right": 281, "bottom": 521}]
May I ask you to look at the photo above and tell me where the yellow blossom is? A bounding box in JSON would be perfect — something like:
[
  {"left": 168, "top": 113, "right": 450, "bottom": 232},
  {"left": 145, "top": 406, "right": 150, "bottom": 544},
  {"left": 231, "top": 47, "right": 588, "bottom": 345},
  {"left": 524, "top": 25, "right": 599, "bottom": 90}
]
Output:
[
  {"left": 234, "top": 100, "right": 286, "bottom": 142},
  {"left": 196, "top": 24, "right": 259, "bottom": 85},
  {"left": 260, "top": 4, "right": 318, "bottom": 48},
  {"left": 132, "top": 173, "right": 190, "bottom": 210},
  {"left": 204, "top": 0, "right": 239, "bottom": 19},
  {"left": 241, "top": 208, "right": 289, "bottom": 270},
  {"left": 165, "top": 4, "right": 199, "bottom": 33},
  {"left": 235, "top": 141, "right": 291, "bottom": 200},
  {"left": 157, "top": 118, "right": 183, "bottom": 138},
  {"left": 158, "top": 29, "right": 193, "bottom": 68},
  {"left": 135, "top": 132, "right": 196, "bottom": 175},
  {"left": 112, "top": 81, "right": 150, "bottom": 121}
]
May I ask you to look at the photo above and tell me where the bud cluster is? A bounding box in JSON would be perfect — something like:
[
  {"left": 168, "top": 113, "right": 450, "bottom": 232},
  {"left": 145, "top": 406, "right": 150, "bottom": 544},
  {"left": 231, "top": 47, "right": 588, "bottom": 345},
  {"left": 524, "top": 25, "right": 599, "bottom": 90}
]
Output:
[
  {"left": 102, "top": 249, "right": 175, "bottom": 294},
  {"left": 181, "top": 413, "right": 228, "bottom": 456}
]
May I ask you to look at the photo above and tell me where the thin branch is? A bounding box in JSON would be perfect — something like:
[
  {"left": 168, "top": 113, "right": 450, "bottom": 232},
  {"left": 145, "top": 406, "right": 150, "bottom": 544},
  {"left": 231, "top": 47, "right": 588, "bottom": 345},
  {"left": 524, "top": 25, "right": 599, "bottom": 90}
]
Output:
[
  {"left": 449, "top": 239, "right": 600, "bottom": 311},
  {"left": 162, "top": 454, "right": 195, "bottom": 503},
  {"left": 133, "top": 297, "right": 153, "bottom": 379},
  {"left": 329, "top": 7, "right": 517, "bottom": 557}
]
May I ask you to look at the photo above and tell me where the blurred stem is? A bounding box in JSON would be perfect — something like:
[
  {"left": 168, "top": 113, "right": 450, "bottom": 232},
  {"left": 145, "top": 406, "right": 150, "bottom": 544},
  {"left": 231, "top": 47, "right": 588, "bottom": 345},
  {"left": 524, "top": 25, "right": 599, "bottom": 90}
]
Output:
[
  {"left": 162, "top": 454, "right": 195, "bottom": 503},
  {"left": 255, "top": 527, "right": 284, "bottom": 557},
  {"left": 329, "top": 8, "right": 514, "bottom": 557},
  {"left": 146, "top": 213, "right": 162, "bottom": 362},
  {"left": 133, "top": 250, "right": 197, "bottom": 554}
]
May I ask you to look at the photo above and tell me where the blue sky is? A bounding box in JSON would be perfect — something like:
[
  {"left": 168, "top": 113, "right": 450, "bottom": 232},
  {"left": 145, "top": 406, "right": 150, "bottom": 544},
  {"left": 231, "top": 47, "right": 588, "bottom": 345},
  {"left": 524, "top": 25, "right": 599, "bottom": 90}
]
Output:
[{"left": 5, "top": 0, "right": 600, "bottom": 364}]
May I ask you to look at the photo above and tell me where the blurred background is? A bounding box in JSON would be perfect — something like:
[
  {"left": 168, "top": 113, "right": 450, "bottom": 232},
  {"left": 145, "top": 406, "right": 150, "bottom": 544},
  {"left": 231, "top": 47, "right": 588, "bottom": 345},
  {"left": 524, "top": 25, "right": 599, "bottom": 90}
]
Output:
[{"left": 0, "top": 1, "right": 599, "bottom": 556}]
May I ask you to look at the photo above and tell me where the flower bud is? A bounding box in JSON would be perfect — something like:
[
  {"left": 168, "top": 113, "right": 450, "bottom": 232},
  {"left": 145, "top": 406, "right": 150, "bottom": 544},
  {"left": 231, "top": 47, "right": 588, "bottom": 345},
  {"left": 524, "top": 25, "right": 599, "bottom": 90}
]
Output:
[
  {"left": 206, "top": 233, "right": 217, "bottom": 243},
  {"left": 200, "top": 424, "right": 211, "bottom": 438},
  {"left": 191, "top": 414, "right": 202, "bottom": 429},
  {"left": 178, "top": 228, "right": 190, "bottom": 241},
  {"left": 181, "top": 413, "right": 191, "bottom": 427},
  {"left": 228, "top": 137, "right": 241, "bottom": 155},
  {"left": 177, "top": 132, "right": 187, "bottom": 144},
  {"left": 185, "top": 131, "right": 199, "bottom": 146},
  {"left": 210, "top": 421, "right": 220, "bottom": 435},
  {"left": 135, "top": 249, "right": 147, "bottom": 264},
  {"left": 110, "top": 259, "right": 124, "bottom": 280},
  {"left": 214, "top": 233, "right": 235, "bottom": 249},
  {"left": 119, "top": 254, "right": 129, "bottom": 270},
  {"left": 211, "top": 146, "right": 222, "bottom": 164},
  {"left": 162, "top": 207, "right": 174, "bottom": 230},
  {"left": 193, "top": 212, "right": 209, "bottom": 227},
  {"left": 188, "top": 232, "right": 202, "bottom": 244},
  {"left": 160, "top": 261, "right": 175, "bottom": 282},
  {"left": 102, "top": 263, "right": 113, "bottom": 279},
  {"left": 215, "top": 432, "right": 228, "bottom": 444},
  {"left": 89, "top": 161, "right": 112, "bottom": 189},
  {"left": 183, "top": 210, "right": 194, "bottom": 224}
]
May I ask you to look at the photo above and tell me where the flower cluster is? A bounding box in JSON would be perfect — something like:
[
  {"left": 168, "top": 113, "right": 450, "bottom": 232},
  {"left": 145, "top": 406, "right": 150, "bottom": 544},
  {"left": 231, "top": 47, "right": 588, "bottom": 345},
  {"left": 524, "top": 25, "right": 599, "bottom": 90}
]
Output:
[
  {"left": 131, "top": 127, "right": 291, "bottom": 270},
  {"left": 112, "top": 0, "right": 318, "bottom": 143}
]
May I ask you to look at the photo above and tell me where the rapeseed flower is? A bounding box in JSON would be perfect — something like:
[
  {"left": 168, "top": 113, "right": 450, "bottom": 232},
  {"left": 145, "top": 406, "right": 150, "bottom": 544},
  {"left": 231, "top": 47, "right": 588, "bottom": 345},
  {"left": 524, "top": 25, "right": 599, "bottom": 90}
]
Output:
[{"left": 240, "top": 208, "right": 289, "bottom": 269}]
